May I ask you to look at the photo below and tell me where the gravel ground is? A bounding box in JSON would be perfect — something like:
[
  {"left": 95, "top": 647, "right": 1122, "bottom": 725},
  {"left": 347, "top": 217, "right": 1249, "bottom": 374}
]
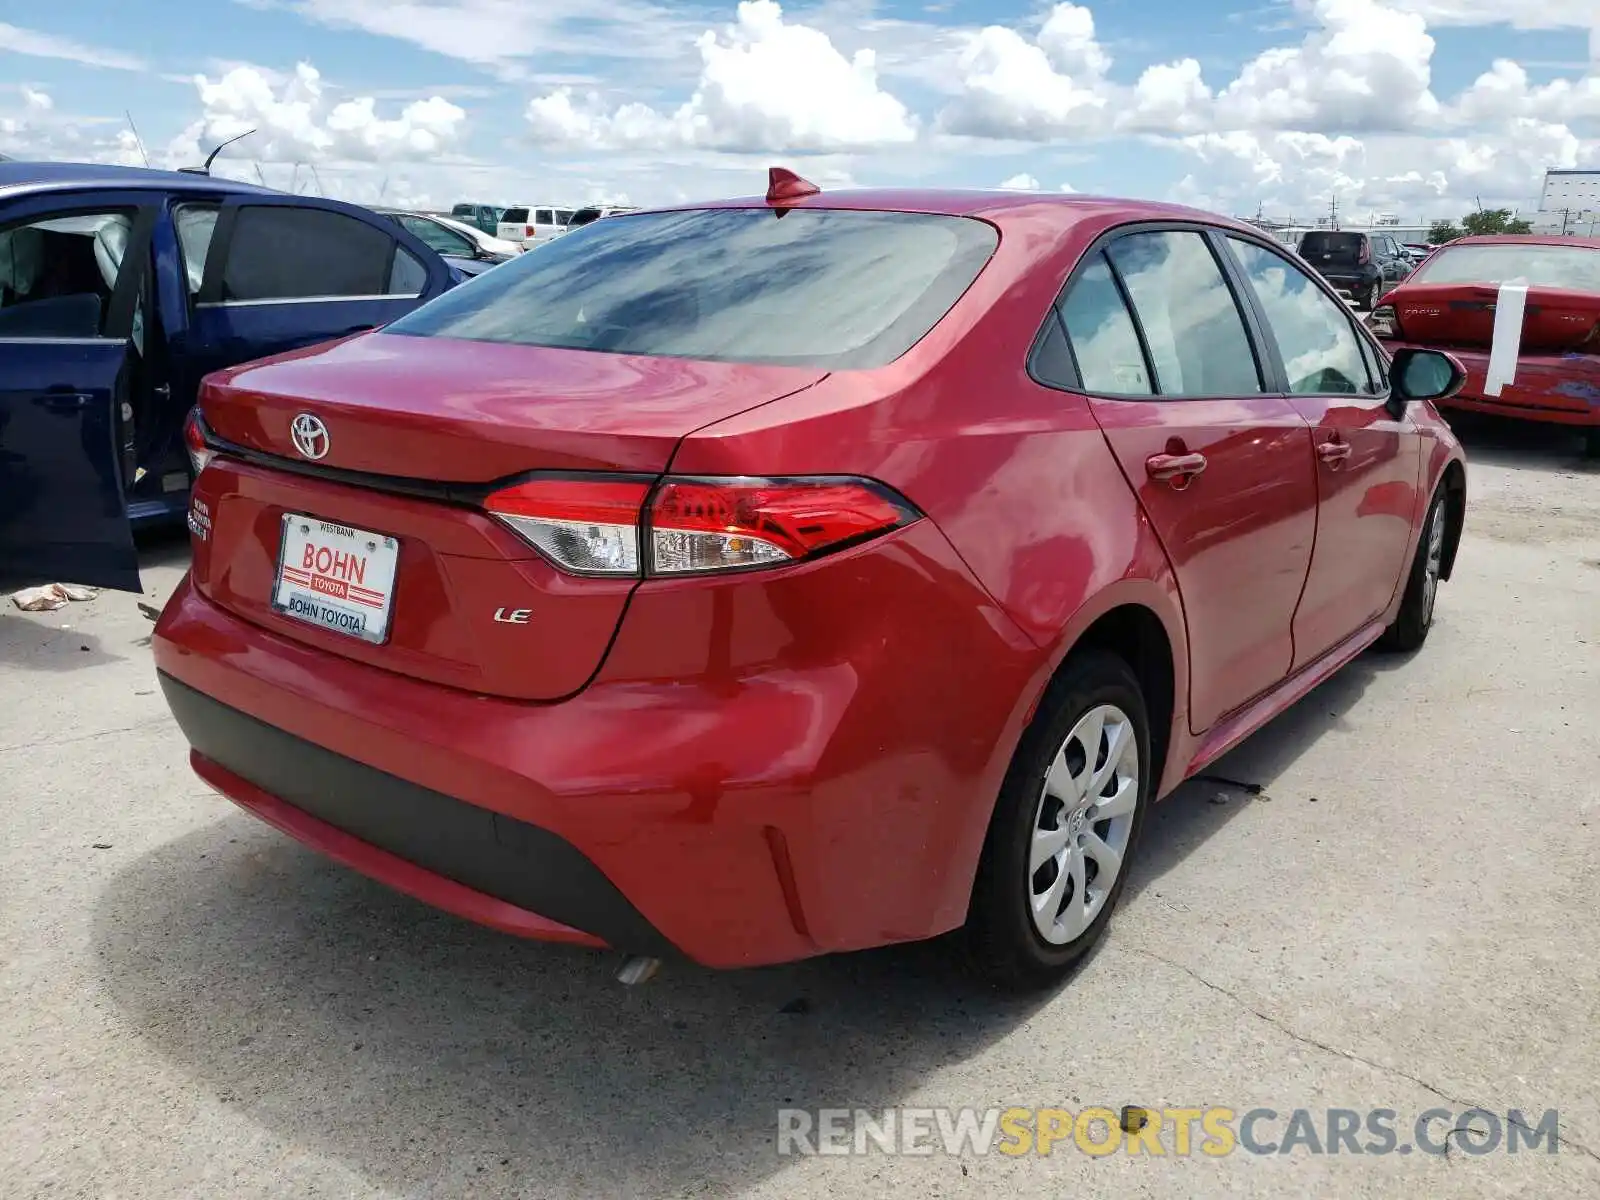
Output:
[{"left": 3, "top": 414, "right": 1598, "bottom": 1199}]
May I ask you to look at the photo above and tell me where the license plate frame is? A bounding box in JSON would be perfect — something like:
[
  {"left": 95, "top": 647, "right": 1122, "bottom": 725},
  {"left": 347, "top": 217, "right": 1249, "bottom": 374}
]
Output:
[{"left": 271, "top": 513, "right": 401, "bottom": 646}]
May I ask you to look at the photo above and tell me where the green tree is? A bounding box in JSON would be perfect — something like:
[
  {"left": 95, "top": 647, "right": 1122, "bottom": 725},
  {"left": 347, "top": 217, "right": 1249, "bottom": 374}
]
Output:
[
  {"left": 1461, "top": 208, "right": 1534, "bottom": 236},
  {"left": 1428, "top": 219, "right": 1463, "bottom": 244}
]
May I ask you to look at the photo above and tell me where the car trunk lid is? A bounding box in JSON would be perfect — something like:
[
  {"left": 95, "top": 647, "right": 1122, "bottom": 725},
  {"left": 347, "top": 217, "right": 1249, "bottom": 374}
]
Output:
[
  {"left": 191, "top": 333, "right": 826, "bottom": 700},
  {"left": 1391, "top": 283, "right": 1600, "bottom": 353}
]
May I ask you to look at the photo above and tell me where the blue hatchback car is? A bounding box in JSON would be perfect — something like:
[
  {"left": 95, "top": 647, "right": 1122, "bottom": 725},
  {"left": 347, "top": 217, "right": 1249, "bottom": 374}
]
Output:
[{"left": 0, "top": 161, "right": 477, "bottom": 594}]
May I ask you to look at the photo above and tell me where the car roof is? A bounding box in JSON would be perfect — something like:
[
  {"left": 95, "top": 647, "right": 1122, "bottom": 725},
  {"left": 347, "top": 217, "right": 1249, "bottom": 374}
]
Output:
[
  {"left": 0, "top": 159, "right": 278, "bottom": 199},
  {"left": 649, "top": 188, "right": 1271, "bottom": 238}
]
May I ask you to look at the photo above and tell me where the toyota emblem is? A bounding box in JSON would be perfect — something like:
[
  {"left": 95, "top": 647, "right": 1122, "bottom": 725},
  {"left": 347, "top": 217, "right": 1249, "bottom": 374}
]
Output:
[{"left": 290, "top": 413, "right": 330, "bottom": 460}]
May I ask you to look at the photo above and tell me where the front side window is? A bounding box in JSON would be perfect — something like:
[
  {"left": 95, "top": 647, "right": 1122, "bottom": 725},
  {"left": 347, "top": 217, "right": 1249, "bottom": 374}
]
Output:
[
  {"left": 385, "top": 207, "right": 998, "bottom": 369},
  {"left": 0, "top": 208, "right": 138, "bottom": 339},
  {"left": 1105, "top": 231, "right": 1262, "bottom": 396},
  {"left": 220, "top": 206, "right": 404, "bottom": 301},
  {"left": 1229, "top": 237, "right": 1372, "bottom": 395},
  {"left": 1057, "top": 254, "right": 1153, "bottom": 394}
]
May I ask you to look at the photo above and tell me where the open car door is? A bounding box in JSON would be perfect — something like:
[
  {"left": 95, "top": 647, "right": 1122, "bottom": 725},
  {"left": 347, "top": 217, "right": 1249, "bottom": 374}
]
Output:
[{"left": 0, "top": 196, "right": 155, "bottom": 593}]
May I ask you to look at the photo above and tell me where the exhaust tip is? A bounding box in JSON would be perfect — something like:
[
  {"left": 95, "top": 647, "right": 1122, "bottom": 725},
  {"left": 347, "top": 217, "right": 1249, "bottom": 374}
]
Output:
[{"left": 616, "top": 955, "right": 662, "bottom": 986}]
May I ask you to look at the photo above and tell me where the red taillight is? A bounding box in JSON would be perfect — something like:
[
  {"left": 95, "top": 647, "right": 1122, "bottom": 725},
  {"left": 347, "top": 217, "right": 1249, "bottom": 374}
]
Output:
[
  {"left": 525, "top": 225, "right": 535, "bottom": 238},
  {"left": 649, "top": 478, "right": 915, "bottom": 574},
  {"left": 485, "top": 477, "right": 650, "bottom": 575},
  {"left": 482, "top": 475, "right": 918, "bottom": 577},
  {"left": 184, "top": 409, "right": 216, "bottom": 476}
]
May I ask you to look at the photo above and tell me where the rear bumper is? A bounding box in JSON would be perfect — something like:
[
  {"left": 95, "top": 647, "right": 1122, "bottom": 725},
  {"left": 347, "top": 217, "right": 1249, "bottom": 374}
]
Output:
[
  {"left": 152, "top": 521, "right": 1042, "bottom": 968},
  {"left": 1388, "top": 342, "right": 1600, "bottom": 427},
  {"left": 162, "top": 672, "right": 661, "bottom": 953}
]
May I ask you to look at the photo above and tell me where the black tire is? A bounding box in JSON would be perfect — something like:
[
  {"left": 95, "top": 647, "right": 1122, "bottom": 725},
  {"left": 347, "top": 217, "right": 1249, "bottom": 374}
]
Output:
[
  {"left": 1376, "top": 488, "right": 1448, "bottom": 653},
  {"left": 965, "top": 650, "right": 1151, "bottom": 992},
  {"left": 1583, "top": 428, "right": 1600, "bottom": 460},
  {"left": 1361, "top": 280, "right": 1381, "bottom": 311}
]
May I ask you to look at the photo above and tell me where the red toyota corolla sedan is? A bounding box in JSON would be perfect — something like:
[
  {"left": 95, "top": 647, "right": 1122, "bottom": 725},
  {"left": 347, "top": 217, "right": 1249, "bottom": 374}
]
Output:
[
  {"left": 153, "top": 171, "right": 1470, "bottom": 989},
  {"left": 1370, "top": 235, "right": 1600, "bottom": 456}
]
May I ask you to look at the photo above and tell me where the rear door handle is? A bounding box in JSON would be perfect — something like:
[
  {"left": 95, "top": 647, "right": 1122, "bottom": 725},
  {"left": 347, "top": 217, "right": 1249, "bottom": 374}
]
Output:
[
  {"left": 1317, "top": 440, "right": 1353, "bottom": 466},
  {"left": 1145, "top": 452, "right": 1208, "bottom": 483}
]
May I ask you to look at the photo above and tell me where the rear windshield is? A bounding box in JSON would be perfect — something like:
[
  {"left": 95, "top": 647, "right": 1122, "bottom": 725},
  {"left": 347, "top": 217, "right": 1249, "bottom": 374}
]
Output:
[
  {"left": 1409, "top": 243, "right": 1600, "bottom": 292},
  {"left": 384, "top": 207, "right": 999, "bottom": 369},
  {"left": 568, "top": 208, "right": 601, "bottom": 228},
  {"left": 501, "top": 207, "right": 528, "bottom": 223},
  {"left": 451, "top": 204, "right": 476, "bottom": 217},
  {"left": 1298, "top": 232, "right": 1364, "bottom": 260}
]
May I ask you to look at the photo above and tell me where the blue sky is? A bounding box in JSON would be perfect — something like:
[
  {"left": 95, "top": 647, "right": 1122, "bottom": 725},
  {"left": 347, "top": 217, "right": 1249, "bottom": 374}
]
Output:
[{"left": 2, "top": 0, "right": 1597, "bottom": 217}]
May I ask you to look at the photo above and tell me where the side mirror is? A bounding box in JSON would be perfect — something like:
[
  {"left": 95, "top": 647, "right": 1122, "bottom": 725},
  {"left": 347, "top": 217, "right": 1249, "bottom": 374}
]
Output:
[{"left": 1390, "top": 347, "right": 1467, "bottom": 404}]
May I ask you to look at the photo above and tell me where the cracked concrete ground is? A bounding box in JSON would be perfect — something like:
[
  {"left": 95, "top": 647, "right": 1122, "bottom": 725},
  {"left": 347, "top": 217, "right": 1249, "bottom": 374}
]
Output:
[{"left": 3, "top": 414, "right": 1598, "bottom": 1199}]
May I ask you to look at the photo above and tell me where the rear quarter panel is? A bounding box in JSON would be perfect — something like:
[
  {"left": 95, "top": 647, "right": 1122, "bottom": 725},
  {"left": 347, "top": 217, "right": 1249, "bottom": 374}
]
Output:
[{"left": 669, "top": 203, "right": 1195, "bottom": 914}]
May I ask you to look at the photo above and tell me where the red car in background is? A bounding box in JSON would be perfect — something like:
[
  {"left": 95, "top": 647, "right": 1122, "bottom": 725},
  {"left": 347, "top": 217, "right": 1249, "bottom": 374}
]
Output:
[
  {"left": 154, "top": 172, "right": 1470, "bottom": 990},
  {"left": 1370, "top": 235, "right": 1600, "bottom": 456}
]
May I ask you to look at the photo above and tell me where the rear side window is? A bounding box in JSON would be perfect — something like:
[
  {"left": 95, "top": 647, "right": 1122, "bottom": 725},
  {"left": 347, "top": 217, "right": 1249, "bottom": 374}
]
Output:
[
  {"left": 388, "top": 246, "right": 427, "bottom": 296},
  {"left": 1058, "top": 255, "right": 1153, "bottom": 394},
  {"left": 1229, "top": 238, "right": 1372, "bottom": 395},
  {"left": 220, "top": 207, "right": 403, "bottom": 301},
  {"left": 384, "top": 208, "right": 998, "bottom": 369},
  {"left": 1105, "top": 231, "right": 1262, "bottom": 396}
]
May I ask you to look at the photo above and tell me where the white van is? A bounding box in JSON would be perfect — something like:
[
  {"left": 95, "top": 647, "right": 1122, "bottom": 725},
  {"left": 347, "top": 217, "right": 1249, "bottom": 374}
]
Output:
[{"left": 496, "top": 205, "right": 577, "bottom": 249}]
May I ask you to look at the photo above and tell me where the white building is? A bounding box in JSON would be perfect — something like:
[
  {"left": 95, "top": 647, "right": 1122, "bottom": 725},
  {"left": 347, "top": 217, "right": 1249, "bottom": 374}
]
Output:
[{"left": 1534, "top": 169, "right": 1600, "bottom": 234}]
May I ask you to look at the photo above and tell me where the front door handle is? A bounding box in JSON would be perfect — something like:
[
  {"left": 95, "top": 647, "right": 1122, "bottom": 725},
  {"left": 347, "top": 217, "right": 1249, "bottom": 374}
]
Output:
[
  {"left": 1317, "top": 440, "right": 1353, "bottom": 467},
  {"left": 1145, "top": 452, "right": 1208, "bottom": 484}
]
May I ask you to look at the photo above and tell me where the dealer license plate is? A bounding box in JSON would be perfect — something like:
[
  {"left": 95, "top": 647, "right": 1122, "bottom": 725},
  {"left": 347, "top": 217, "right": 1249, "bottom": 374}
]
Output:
[{"left": 272, "top": 514, "right": 400, "bottom": 645}]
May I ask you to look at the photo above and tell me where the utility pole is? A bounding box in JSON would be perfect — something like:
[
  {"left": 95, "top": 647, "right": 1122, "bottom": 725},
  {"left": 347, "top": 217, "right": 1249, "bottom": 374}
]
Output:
[{"left": 1328, "top": 193, "right": 1340, "bottom": 231}]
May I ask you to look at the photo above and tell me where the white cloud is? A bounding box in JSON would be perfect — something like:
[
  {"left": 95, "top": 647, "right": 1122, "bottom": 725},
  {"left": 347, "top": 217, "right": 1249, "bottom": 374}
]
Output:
[
  {"left": 1124, "top": 58, "right": 1213, "bottom": 134},
  {"left": 21, "top": 87, "right": 53, "bottom": 112},
  {"left": 168, "top": 62, "right": 468, "bottom": 166},
  {"left": 937, "top": 5, "right": 1110, "bottom": 138},
  {"left": 284, "top": 0, "right": 725, "bottom": 80},
  {"left": 1449, "top": 59, "right": 1600, "bottom": 126},
  {"left": 1170, "top": 121, "right": 1597, "bottom": 217},
  {"left": 525, "top": 1, "right": 916, "bottom": 152},
  {"left": 1000, "top": 172, "right": 1041, "bottom": 189},
  {"left": 1213, "top": 0, "right": 1440, "bottom": 132},
  {"left": 0, "top": 22, "right": 146, "bottom": 71}
]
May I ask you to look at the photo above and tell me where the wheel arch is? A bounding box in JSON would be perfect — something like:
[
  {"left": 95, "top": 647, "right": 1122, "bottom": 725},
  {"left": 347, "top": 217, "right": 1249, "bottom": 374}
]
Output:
[
  {"left": 1025, "top": 578, "right": 1189, "bottom": 803},
  {"left": 1438, "top": 458, "right": 1466, "bottom": 581}
]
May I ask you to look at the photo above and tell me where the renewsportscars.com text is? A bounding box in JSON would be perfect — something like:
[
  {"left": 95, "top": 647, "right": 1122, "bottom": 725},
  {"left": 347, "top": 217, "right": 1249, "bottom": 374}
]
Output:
[{"left": 777, "top": 1106, "right": 1561, "bottom": 1157}]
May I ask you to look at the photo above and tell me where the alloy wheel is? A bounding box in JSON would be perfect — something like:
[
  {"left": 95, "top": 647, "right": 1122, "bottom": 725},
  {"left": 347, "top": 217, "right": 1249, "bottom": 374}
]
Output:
[
  {"left": 1027, "top": 704, "right": 1140, "bottom": 945},
  {"left": 1421, "top": 500, "right": 1446, "bottom": 625}
]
